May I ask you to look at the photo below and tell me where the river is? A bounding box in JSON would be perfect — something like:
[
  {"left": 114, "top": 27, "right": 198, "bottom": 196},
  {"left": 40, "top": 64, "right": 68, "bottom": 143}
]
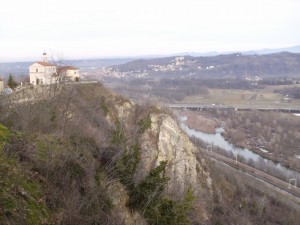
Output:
[{"left": 179, "top": 116, "right": 300, "bottom": 183}]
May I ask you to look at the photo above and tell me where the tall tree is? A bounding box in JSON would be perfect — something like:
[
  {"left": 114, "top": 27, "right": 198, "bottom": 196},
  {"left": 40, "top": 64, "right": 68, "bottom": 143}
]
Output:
[{"left": 7, "top": 74, "right": 17, "bottom": 89}]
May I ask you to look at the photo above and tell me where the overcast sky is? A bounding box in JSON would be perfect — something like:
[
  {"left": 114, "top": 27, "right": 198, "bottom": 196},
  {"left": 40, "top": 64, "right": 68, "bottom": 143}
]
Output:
[{"left": 0, "top": 0, "right": 300, "bottom": 61}]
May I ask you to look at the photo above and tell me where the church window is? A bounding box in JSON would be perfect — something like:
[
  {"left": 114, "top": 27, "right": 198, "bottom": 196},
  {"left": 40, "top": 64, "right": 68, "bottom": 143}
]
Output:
[{"left": 36, "top": 68, "right": 38, "bottom": 72}]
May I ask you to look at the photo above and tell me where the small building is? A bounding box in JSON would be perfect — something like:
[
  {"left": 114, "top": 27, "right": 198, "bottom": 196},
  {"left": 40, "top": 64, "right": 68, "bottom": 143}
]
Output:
[
  {"left": 29, "top": 53, "right": 80, "bottom": 85},
  {"left": 58, "top": 66, "right": 80, "bottom": 82},
  {"left": 29, "top": 53, "right": 57, "bottom": 85}
]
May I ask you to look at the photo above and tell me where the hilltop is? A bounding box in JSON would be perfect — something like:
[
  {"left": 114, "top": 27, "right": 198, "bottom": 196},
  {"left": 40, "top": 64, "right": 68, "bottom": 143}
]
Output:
[
  {"left": 0, "top": 83, "right": 212, "bottom": 224},
  {"left": 0, "top": 58, "right": 135, "bottom": 79},
  {"left": 0, "top": 83, "right": 299, "bottom": 225},
  {"left": 2, "top": 51, "right": 300, "bottom": 81},
  {"left": 111, "top": 52, "right": 300, "bottom": 78}
]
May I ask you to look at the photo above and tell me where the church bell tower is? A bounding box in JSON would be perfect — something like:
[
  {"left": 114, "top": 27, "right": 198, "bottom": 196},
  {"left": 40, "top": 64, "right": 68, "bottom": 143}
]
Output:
[{"left": 42, "top": 52, "right": 48, "bottom": 63}]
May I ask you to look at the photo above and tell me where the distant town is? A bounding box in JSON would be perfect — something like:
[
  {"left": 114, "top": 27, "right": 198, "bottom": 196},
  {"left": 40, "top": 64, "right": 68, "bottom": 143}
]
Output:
[{"left": 1, "top": 52, "right": 300, "bottom": 95}]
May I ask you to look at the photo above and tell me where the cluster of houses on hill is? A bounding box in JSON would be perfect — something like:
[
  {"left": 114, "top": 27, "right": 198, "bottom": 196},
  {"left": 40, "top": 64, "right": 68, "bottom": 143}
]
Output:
[{"left": 29, "top": 52, "right": 80, "bottom": 85}]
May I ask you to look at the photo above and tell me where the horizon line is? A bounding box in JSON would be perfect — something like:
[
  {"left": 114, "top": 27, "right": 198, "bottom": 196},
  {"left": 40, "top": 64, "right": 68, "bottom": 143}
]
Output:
[{"left": 1, "top": 44, "right": 300, "bottom": 63}]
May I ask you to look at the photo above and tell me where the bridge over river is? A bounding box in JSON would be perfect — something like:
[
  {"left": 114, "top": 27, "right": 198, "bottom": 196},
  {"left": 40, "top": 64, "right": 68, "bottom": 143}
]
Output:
[{"left": 170, "top": 103, "right": 300, "bottom": 113}]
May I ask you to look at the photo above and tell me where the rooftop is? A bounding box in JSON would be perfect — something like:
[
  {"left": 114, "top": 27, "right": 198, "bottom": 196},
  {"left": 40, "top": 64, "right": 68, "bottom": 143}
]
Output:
[
  {"left": 34, "top": 61, "right": 56, "bottom": 66},
  {"left": 58, "top": 66, "right": 79, "bottom": 71}
]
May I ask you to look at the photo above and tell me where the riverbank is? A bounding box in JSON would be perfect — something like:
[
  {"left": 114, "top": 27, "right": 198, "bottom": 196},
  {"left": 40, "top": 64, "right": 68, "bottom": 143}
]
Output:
[
  {"left": 175, "top": 109, "right": 300, "bottom": 173},
  {"left": 177, "top": 110, "right": 220, "bottom": 134},
  {"left": 179, "top": 121, "right": 300, "bottom": 190}
]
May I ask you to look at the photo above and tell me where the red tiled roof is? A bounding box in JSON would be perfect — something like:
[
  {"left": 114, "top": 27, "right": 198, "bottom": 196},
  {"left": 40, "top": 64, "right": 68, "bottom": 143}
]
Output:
[
  {"left": 35, "top": 61, "right": 56, "bottom": 66},
  {"left": 58, "top": 66, "right": 79, "bottom": 71}
]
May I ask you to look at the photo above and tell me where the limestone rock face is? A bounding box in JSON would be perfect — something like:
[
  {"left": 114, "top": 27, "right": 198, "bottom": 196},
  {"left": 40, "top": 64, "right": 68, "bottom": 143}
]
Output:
[
  {"left": 115, "top": 101, "right": 134, "bottom": 122},
  {"left": 111, "top": 101, "right": 213, "bottom": 222},
  {"left": 137, "top": 113, "right": 212, "bottom": 199}
]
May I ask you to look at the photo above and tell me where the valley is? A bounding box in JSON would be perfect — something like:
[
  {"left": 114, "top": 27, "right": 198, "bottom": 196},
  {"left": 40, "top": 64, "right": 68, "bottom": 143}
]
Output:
[
  {"left": 1, "top": 52, "right": 300, "bottom": 225},
  {"left": 2, "top": 0, "right": 300, "bottom": 223}
]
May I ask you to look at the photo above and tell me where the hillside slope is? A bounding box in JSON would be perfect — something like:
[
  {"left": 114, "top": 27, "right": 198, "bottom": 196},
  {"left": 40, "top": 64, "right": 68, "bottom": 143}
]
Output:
[
  {"left": 0, "top": 83, "right": 212, "bottom": 224},
  {"left": 112, "top": 52, "right": 300, "bottom": 77},
  {"left": 0, "top": 83, "right": 299, "bottom": 225}
]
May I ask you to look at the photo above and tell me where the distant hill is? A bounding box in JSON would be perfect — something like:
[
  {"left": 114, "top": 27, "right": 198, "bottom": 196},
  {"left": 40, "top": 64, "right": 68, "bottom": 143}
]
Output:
[
  {"left": 243, "top": 45, "right": 300, "bottom": 55},
  {"left": 112, "top": 52, "right": 300, "bottom": 78},
  {"left": 172, "top": 45, "right": 300, "bottom": 57},
  {"left": 2, "top": 48, "right": 300, "bottom": 79}
]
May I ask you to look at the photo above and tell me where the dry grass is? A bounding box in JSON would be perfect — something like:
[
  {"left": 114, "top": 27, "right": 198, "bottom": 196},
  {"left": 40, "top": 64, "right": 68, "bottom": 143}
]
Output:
[{"left": 179, "top": 87, "right": 300, "bottom": 107}]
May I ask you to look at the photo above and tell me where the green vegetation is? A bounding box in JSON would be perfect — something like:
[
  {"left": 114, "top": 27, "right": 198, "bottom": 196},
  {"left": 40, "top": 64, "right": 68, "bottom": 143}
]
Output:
[
  {"left": 20, "top": 133, "right": 115, "bottom": 224},
  {"left": 0, "top": 84, "right": 120, "bottom": 224},
  {"left": 36, "top": 136, "right": 64, "bottom": 159},
  {"left": 0, "top": 120, "right": 115, "bottom": 224},
  {"left": 0, "top": 124, "right": 50, "bottom": 225},
  {"left": 112, "top": 121, "right": 126, "bottom": 145},
  {"left": 0, "top": 124, "right": 10, "bottom": 144},
  {"left": 117, "top": 144, "right": 141, "bottom": 188},
  {"left": 145, "top": 188, "right": 195, "bottom": 225},
  {"left": 128, "top": 161, "right": 169, "bottom": 209},
  {"left": 1, "top": 83, "right": 298, "bottom": 225},
  {"left": 67, "top": 160, "right": 85, "bottom": 180},
  {"left": 116, "top": 143, "right": 195, "bottom": 225},
  {"left": 101, "top": 97, "right": 109, "bottom": 116},
  {"left": 94, "top": 167, "right": 113, "bottom": 211},
  {"left": 0, "top": 83, "right": 195, "bottom": 225},
  {"left": 7, "top": 73, "right": 18, "bottom": 89},
  {"left": 138, "top": 113, "right": 152, "bottom": 134},
  {"left": 126, "top": 161, "right": 195, "bottom": 225}
]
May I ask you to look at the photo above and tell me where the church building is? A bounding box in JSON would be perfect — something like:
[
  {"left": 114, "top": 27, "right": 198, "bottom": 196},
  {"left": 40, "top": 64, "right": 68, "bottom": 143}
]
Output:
[
  {"left": 29, "top": 53, "right": 80, "bottom": 85},
  {"left": 29, "top": 53, "right": 57, "bottom": 85}
]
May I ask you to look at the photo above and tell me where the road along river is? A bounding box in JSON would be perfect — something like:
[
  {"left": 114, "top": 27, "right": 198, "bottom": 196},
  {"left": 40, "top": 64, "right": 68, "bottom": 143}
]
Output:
[{"left": 179, "top": 116, "right": 300, "bottom": 186}]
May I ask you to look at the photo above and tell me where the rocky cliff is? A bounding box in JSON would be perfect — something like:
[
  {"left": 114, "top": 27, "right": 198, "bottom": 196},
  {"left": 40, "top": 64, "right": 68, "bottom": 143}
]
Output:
[
  {"left": 1, "top": 83, "right": 299, "bottom": 225},
  {"left": 112, "top": 97, "right": 213, "bottom": 223},
  {"left": 138, "top": 113, "right": 212, "bottom": 222},
  {"left": 0, "top": 83, "right": 213, "bottom": 225}
]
